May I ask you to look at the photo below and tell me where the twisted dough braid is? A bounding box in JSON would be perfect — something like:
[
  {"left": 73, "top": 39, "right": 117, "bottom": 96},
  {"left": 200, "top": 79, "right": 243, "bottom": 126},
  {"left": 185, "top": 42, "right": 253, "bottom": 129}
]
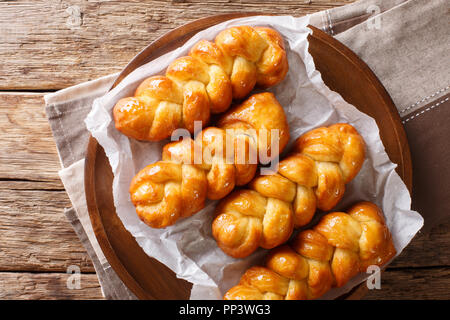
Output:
[
  {"left": 212, "top": 123, "right": 366, "bottom": 258},
  {"left": 224, "top": 201, "right": 397, "bottom": 300},
  {"left": 113, "top": 26, "right": 289, "bottom": 141},
  {"left": 129, "top": 93, "right": 289, "bottom": 228}
]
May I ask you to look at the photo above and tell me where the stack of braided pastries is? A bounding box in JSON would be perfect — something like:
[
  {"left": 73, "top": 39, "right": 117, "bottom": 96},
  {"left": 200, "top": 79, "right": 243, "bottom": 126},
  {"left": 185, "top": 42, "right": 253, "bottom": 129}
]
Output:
[
  {"left": 113, "top": 25, "right": 288, "bottom": 141},
  {"left": 112, "top": 25, "right": 396, "bottom": 300},
  {"left": 212, "top": 123, "right": 366, "bottom": 258},
  {"left": 224, "top": 202, "right": 396, "bottom": 300},
  {"left": 129, "top": 92, "right": 290, "bottom": 228}
]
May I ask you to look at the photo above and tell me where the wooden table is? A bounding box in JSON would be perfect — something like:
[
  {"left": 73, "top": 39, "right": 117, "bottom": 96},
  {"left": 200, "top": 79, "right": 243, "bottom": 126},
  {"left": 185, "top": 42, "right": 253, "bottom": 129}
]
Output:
[{"left": 0, "top": 0, "right": 448, "bottom": 300}]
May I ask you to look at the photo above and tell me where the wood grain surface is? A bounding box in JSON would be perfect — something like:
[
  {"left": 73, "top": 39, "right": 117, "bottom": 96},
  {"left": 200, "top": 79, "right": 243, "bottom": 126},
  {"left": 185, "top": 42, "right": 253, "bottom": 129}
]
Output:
[
  {"left": 0, "top": 0, "right": 449, "bottom": 300},
  {"left": 0, "top": 0, "right": 353, "bottom": 90}
]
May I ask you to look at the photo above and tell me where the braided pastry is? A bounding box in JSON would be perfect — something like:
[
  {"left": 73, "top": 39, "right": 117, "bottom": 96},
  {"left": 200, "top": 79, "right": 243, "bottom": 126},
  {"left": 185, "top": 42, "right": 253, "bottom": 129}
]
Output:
[
  {"left": 212, "top": 123, "right": 366, "bottom": 258},
  {"left": 224, "top": 201, "right": 396, "bottom": 300},
  {"left": 113, "top": 26, "right": 289, "bottom": 141},
  {"left": 129, "top": 92, "right": 289, "bottom": 228}
]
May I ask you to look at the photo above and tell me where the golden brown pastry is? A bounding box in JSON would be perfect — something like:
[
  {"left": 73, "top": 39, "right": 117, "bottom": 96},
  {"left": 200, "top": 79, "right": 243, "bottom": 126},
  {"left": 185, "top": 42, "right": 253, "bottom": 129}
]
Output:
[
  {"left": 212, "top": 123, "right": 366, "bottom": 258},
  {"left": 224, "top": 201, "right": 396, "bottom": 300},
  {"left": 113, "top": 26, "right": 289, "bottom": 141},
  {"left": 129, "top": 92, "right": 289, "bottom": 228}
]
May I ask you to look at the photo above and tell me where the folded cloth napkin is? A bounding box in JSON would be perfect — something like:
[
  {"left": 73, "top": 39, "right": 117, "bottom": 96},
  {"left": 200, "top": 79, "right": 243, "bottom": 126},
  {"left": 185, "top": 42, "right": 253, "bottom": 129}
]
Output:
[
  {"left": 44, "top": 0, "right": 449, "bottom": 299},
  {"left": 45, "top": 74, "right": 136, "bottom": 300}
]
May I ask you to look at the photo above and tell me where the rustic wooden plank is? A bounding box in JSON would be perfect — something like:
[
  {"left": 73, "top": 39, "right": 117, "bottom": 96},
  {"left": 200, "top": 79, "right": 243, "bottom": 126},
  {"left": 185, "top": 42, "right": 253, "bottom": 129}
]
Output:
[
  {"left": 0, "top": 0, "right": 353, "bottom": 90},
  {"left": 0, "top": 92, "right": 94, "bottom": 272},
  {"left": 0, "top": 93, "right": 61, "bottom": 182},
  {"left": 0, "top": 267, "right": 447, "bottom": 300},
  {"left": 0, "top": 272, "right": 103, "bottom": 300},
  {"left": 0, "top": 180, "right": 95, "bottom": 273},
  {"left": 365, "top": 267, "right": 450, "bottom": 300},
  {"left": 391, "top": 221, "right": 450, "bottom": 268}
]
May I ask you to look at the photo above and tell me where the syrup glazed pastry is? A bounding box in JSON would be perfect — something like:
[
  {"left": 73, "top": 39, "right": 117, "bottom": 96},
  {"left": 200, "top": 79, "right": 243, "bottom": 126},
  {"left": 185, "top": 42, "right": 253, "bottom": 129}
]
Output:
[
  {"left": 224, "top": 201, "right": 397, "bottom": 300},
  {"left": 113, "top": 25, "right": 289, "bottom": 141},
  {"left": 212, "top": 123, "right": 366, "bottom": 258},
  {"left": 129, "top": 92, "right": 289, "bottom": 228}
]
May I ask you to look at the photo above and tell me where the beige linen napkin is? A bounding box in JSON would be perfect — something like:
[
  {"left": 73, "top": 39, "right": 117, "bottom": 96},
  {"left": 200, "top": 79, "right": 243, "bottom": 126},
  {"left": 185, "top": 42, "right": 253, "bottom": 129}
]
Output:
[
  {"left": 44, "top": 0, "right": 450, "bottom": 299},
  {"left": 45, "top": 74, "right": 136, "bottom": 299}
]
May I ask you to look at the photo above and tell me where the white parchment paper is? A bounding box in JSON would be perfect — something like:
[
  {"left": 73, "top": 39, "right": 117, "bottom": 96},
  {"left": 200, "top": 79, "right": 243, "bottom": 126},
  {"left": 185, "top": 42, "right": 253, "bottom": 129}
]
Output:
[{"left": 85, "top": 14, "right": 424, "bottom": 299}]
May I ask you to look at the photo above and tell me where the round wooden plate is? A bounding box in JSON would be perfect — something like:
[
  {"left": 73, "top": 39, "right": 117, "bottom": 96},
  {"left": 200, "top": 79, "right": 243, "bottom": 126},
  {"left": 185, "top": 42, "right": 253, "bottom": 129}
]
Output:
[{"left": 85, "top": 13, "right": 412, "bottom": 300}]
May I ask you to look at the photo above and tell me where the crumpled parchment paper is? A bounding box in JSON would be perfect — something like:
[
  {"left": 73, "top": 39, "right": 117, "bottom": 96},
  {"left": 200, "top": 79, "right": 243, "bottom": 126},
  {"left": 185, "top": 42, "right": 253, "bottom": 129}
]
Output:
[{"left": 85, "top": 14, "right": 424, "bottom": 300}]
